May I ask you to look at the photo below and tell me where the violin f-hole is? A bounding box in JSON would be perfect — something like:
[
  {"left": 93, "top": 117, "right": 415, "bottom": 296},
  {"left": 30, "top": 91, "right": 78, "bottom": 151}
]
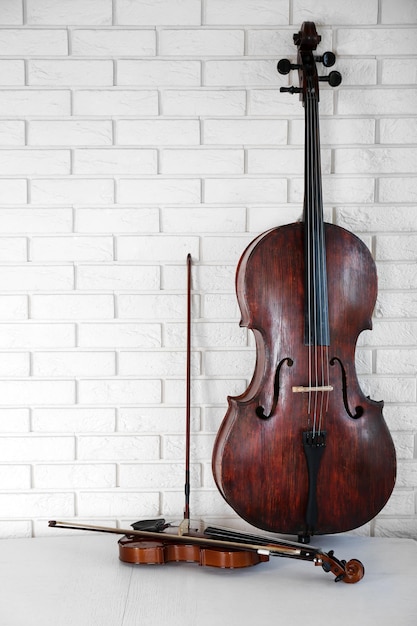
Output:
[
  {"left": 256, "top": 357, "right": 294, "bottom": 419},
  {"left": 330, "top": 357, "right": 364, "bottom": 419}
]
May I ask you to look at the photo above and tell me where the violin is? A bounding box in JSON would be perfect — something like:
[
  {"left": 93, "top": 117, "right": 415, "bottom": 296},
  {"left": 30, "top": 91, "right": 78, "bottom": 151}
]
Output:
[
  {"left": 212, "top": 22, "right": 396, "bottom": 542},
  {"left": 48, "top": 520, "right": 364, "bottom": 583}
]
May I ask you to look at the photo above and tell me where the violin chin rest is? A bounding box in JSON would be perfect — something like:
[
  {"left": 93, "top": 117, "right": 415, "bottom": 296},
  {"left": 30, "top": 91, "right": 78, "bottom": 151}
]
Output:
[{"left": 130, "top": 518, "right": 167, "bottom": 532}]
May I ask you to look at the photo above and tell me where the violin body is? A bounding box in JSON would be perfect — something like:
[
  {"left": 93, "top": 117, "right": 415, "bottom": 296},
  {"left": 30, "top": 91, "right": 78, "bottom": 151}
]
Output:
[
  {"left": 118, "top": 535, "right": 269, "bottom": 568},
  {"left": 213, "top": 221, "right": 396, "bottom": 536}
]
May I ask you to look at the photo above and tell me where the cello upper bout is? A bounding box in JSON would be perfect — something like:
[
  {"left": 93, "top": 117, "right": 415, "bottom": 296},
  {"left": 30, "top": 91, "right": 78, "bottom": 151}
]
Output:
[{"left": 235, "top": 227, "right": 278, "bottom": 328}]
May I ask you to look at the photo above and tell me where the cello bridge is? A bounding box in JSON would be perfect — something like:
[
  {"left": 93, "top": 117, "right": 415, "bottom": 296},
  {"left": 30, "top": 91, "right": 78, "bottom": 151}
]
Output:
[{"left": 292, "top": 385, "right": 333, "bottom": 393}]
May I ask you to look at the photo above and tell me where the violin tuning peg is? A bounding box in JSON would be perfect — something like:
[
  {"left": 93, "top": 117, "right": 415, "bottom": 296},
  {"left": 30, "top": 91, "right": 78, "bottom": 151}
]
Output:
[
  {"left": 315, "top": 51, "right": 336, "bottom": 67},
  {"left": 277, "top": 58, "right": 301, "bottom": 75},
  {"left": 319, "top": 71, "right": 342, "bottom": 87}
]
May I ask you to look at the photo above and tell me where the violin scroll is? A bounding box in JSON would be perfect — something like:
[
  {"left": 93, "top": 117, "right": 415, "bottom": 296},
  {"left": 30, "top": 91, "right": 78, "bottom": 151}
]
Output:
[
  {"left": 343, "top": 559, "right": 366, "bottom": 584},
  {"left": 319, "top": 551, "right": 365, "bottom": 584}
]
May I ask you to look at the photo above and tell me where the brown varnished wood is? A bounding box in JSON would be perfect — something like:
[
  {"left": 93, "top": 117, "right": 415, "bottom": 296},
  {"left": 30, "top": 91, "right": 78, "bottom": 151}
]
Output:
[
  {"left": 213, "top": 223, "right": 396, "bottom": 535},
  {"left": 118, "top": 536, "right": 268, "bottom": 568},
  {"left": 49, "top": 520, "right": 365, "bottom": 582},
  {"left": 212, "top": 22, "right": 396, "bottom": 538}
]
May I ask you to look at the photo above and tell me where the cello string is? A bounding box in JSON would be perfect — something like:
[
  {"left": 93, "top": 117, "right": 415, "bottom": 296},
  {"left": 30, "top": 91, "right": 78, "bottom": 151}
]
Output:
[
  {"left": 307, "top": 82, "right": 319, "bottom": 437},
  {"left": 306, "top": 84, "right": 313, "bottom": 426},
  {"left": 310, "top": 91, "right": 318, "bottom": 434},
  {"left": 306, "top": 79, "right": 313, "bottom": 422},
  {"left": 316, "top": 91, "right": 331, "bottom": 424},
  {"left": 311, "top": 87, "right": 319, "bottom": 436},
  {"left": 313, "top": 87, "right": 330, "bottom": 430},
  {"left": 313, "top": 91, "right": 326, "bottom": 434},
  {"left": 317, "top": 85, "right": 330, "bottom": 415}
]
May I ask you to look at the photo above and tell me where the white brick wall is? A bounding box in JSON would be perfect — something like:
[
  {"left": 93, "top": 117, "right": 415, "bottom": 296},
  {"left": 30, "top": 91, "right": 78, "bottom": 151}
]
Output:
[{"left": 0, "top": 0, "right": 416, "bottom": 540}]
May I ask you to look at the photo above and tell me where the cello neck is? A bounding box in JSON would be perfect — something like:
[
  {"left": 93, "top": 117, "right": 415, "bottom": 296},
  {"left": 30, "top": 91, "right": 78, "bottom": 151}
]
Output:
[{"left": 303, "top": 71, "right": 330, "bottom": 347}]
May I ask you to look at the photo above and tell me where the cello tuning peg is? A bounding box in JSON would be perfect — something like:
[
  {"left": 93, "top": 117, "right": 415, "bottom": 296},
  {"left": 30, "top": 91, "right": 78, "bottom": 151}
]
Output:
[
  {"left": 319, "top": 71, "right": 342, "bottom": 87},
  {"left": 315, "top": 51, "right": 336, "bottom": 67},
  {"left": 277, "top": 58, "right": 301, "bottom": 75},
  {"left": 280, "top": 86, "right": 302, "bottom": 95}
]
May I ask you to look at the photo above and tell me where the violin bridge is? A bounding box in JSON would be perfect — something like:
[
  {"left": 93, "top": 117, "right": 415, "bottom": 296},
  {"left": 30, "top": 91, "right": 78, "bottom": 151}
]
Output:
[
  {"left": 292, "top": 385, "right": 333, "bottom": 393},
  {"left": 178, "top": 518, "right": 190, "bottom": 536}
]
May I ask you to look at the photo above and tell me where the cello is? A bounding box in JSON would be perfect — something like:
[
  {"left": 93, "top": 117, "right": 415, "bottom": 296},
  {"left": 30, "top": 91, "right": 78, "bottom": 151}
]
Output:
[{"left": 212, "top": 22, "right": 396, "bottom": 542}]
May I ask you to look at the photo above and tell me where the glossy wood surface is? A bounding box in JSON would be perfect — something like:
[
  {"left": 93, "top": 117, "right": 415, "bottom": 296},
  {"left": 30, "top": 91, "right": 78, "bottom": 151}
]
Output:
[
  {"left": 118, "top": 536, "right": 268, "bottom": 568},
  {"left": 212, "top": 23, "right": 396, "bottom": 539},
  {"left": 213, "top": 222, "right": 396, "bottom": 536}
]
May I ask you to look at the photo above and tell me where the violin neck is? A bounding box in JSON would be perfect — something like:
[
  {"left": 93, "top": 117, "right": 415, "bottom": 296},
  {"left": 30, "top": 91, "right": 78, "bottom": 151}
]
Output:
[{"left": 303, "top": 87, "right": 330, "bottom": 347}]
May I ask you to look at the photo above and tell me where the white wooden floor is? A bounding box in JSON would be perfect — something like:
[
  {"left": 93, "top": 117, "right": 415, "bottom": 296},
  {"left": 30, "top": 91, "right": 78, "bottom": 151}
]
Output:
[{"left": 1, "top": 533, "right": 416, "bottom": 626}]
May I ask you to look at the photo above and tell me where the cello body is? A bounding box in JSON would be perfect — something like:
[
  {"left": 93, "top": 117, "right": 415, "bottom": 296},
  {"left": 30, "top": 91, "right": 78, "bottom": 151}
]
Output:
[
  {"left": 213, "top": 222, "right": 396, "bottom": 536},
  {"left": 212, "top": 23, "right": 396, "bottom": 540}
]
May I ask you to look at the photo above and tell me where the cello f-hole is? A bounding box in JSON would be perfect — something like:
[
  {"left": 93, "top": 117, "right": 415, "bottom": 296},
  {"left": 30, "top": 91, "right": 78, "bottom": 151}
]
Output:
[
  {"left": 330, "top": 357, "right": 364, "bottom": 419},
  {"left": 256, "top": 357, "right": 294, "bottom": 419}
]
